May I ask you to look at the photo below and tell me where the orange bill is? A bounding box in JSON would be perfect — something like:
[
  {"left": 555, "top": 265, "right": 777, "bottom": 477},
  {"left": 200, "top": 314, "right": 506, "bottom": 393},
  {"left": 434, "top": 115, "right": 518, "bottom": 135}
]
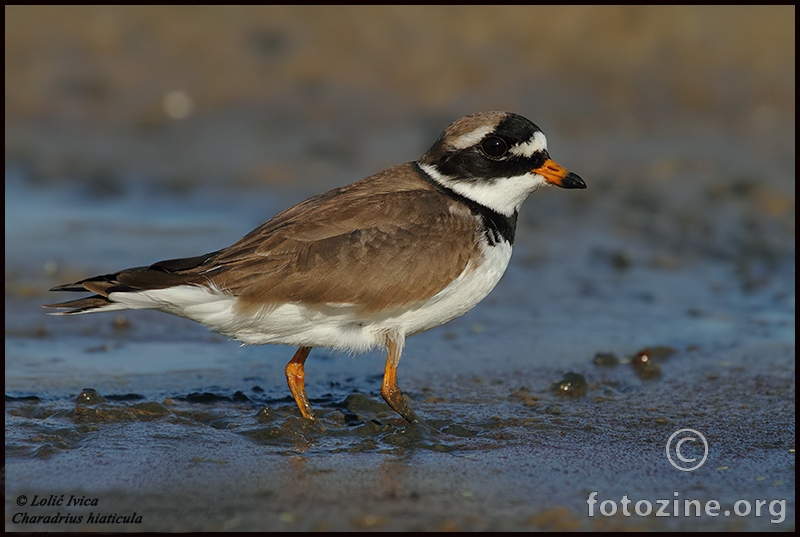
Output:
[{"left": 533, "top": 159, "right": 586, "bottom": 189}]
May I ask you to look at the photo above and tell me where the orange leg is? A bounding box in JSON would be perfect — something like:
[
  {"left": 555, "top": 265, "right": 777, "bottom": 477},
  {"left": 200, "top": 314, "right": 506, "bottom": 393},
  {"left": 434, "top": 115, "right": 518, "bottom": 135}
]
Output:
[
  {"left": 285, "top": 346, "right": 315, "bottom": 420},
  {"left": 381, "top": 332, "right": 418, "bottom": 424}
]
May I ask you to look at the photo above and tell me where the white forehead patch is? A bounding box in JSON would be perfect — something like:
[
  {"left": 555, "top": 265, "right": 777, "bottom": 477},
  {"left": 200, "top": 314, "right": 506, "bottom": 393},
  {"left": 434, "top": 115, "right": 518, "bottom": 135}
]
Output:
[
  {"left": 509, "top": 131, "right": 548, "bottom": 158},
  {"left": 450, "top": 126, "right": 495, "bottom": 150}
]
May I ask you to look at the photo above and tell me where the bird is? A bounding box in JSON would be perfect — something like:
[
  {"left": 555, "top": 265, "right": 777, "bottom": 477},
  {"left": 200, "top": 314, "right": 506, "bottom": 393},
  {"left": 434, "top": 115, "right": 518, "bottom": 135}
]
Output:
[{"left": 45, "top": 111, "right": 586, "bottom": 424}]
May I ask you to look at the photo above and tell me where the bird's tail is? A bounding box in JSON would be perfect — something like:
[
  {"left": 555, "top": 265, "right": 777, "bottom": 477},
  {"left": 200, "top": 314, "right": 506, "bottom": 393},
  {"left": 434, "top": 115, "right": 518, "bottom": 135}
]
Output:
[{"left": 44, "top": 251, "right": 221, "bottom": 315}]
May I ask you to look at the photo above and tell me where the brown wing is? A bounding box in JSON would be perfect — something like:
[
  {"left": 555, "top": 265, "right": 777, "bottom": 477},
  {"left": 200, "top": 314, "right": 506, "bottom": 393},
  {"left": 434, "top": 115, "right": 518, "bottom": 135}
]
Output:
[
  {"left": 207, "top": 165, "right": 481, "bottom": 314},
  {"left": 46, "top": 164, "right": 482, "bottom": 316}
]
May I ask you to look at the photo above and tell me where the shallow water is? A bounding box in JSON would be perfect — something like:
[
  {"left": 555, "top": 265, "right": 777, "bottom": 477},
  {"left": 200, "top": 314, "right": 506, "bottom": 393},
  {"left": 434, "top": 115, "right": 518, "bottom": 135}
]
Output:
[
  {"left": 4, "top": 6, "right": 795, "bottom": 528},
  {"left": 5, "top": 122, "right": 795, "bottom": 529}
]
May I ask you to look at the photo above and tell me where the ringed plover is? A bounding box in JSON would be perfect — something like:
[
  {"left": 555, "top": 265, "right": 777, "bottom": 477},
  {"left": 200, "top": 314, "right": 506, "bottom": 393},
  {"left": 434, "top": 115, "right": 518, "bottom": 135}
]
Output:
[{"left": 45, "top": 111, "right": 586, "bottom": 423}]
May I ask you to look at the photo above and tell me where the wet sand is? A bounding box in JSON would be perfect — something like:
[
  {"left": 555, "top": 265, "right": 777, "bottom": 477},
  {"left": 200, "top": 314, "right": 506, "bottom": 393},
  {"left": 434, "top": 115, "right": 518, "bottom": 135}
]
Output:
[{"left": 5, "top": 6, "right": 795, "bottom": 531}]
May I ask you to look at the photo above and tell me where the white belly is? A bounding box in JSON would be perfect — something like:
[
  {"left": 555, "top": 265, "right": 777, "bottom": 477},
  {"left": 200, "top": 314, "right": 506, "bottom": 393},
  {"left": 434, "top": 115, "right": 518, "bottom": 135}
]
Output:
[{"left": 109, "top": 241, "right": 513, "bottom": 352}]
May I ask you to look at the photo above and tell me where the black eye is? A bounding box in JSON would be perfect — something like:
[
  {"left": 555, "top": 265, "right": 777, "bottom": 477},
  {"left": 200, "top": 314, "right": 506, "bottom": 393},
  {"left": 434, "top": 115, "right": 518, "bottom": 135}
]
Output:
[{"left": 481, "top": 136, "right": 508, "bottom": 158}]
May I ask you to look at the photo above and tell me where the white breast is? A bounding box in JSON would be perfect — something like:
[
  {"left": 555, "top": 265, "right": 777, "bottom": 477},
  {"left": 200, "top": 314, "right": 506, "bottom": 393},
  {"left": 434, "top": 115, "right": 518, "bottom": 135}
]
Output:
[
  {"left": 107, "top": 241, "right": 513, "bottom": 352},
  {"left": 392, "top": 239, "right": 512, "bottom": 337}
]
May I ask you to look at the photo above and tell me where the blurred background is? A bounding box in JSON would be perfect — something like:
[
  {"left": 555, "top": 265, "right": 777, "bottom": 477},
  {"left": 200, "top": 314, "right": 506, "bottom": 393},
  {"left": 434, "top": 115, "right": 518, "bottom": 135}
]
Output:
[
  {"left": 4, "top": 6, "right": 795, "bottom": 531},
  {"left": 5, "top": 5, "right": 794, "bottom": 280},
  {"left": 5, "top": 5, "right": 794, "bottom": 187}
]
